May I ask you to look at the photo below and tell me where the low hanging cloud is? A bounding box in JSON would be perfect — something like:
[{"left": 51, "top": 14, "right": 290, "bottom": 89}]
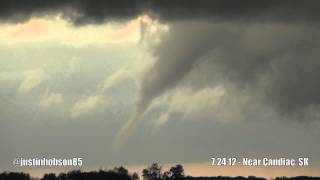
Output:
[
  {"left": 18, "top": 69, "right": 46, "bottom": 94},
  {"left": 100, "top": 67, "right": 131, "bottom": 92},
  {"left": 153, "top": 86, "right": 226, "bottom": 126},
  {"left": 70, "top": 67, "right": 131, "bottom": 119},
  {"left": 70, "top": 95, "right": 101, "bottom": 118},
  {"left": 39, "top": 90, "right": 63, "bottom": 108}
]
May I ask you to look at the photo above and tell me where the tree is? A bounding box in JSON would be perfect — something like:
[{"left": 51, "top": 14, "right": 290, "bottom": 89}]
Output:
[
  {"left": 57, "top": 173, "right": 67, "bottom": 180},
  {"left": 113, "top": 166, "right": 129, "bottom": 176},
  {"left": 142, "top": 163, "right": 162, "bottom": 180},
  {"left": 41, "top": 173, "right": 56, "bottom": 180},
  {"left": 169, "top": 164, "right": 184, "bottom": 179},
  {"left": 132, "top": 172, "right": 140, "bottom": 180},
  {"left": 163, "top": 164, "right": 184, "bottom": 180}
]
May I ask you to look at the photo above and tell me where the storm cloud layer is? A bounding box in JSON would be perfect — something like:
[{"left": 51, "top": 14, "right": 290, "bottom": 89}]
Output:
[
  {"left": 117, "top": 25, "right": 320, "bottom": 146},
  {"left": 1, "top": 0, "right": 320, "bottom": 24},
  {"left": 113, "top": 5, "right": 320, "bottom": 144},
  {"left": 2, "top": 0, "right": 320, "bottom": 146},
  {"left": 139, "top": 21, "right": 320, "bottom": 120}
]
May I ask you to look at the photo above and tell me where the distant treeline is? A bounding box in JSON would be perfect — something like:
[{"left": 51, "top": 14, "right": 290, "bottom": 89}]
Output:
[{"left": 1, "top": 163, "right": 319, "bottom": 180}]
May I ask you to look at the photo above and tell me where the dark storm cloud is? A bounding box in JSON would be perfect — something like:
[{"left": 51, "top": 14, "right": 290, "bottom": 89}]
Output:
[
  {"left": 139, "top": 21, "right": 320, "bottom": 121},
  {"left": 105, "top": 0, "right": 320, "bottom": 145},
  {"left": 0, "top": 0, "right": 146, "bottom": 24},
  {"left": 115, "top": 20, "right": 320, "bottom": 146},
  {"left": 2, "top": 0, "right": 320, "bottom": 146},
  {"left": 1, "top": 0, "right": 320, "bottom": 24}
]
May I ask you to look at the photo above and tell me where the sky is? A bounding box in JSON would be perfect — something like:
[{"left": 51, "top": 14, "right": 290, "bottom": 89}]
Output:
[{"left": 0, "top": 0, "right": 320, "bottom": 178}]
